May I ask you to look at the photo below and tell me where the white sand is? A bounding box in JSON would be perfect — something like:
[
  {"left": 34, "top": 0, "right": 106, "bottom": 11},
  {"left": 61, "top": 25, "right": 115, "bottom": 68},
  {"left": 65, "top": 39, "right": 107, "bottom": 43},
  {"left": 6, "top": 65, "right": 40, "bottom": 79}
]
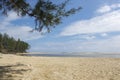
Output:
[{"left": 0, "top": 53, "right": 120, "bottom": 80}]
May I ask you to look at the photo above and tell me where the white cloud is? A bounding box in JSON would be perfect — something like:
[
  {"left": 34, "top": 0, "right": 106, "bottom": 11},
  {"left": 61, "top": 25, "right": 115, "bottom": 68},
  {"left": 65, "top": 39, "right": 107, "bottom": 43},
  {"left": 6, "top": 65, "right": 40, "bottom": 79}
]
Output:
[
  {"left": 0, "top": 12, "right": 42, "bottom": 41},
  {"left": 111, "top": 4, "right": 120, "bottom": 9},
  {"left": 1, "top": 26, "right": 42, "bottom": 41},
  {"left": 30, "top": 35, "right": 120, "bottom": 52},
  {"left": 5, "top": 12, "right": 21, "bottom": 21},
  {"left": 97, "top": 3, "right": 120, "bottom": 13},
  {"left": 60, "top": 10, "right": 120, "bottom": 36},
  {"left": 84, "top": 35, "right": 96, "bottom": 40},
  {"left": 101, "top": 33, "right": 108, "bottom": 37},
  {"left": 97, "top": 5, "right": 111, "bottom": 13},
  {"left": 79, "top": 35, "right": 96, "bottom": 40},
  {"left": 86, "top": 35, "right": 120, "bottom": 52}
]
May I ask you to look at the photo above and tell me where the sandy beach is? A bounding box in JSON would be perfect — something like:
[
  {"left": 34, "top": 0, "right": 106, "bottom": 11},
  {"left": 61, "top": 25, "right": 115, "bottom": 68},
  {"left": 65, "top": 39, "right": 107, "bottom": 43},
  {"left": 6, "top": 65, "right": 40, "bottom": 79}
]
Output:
[{"left": 0, "top": 53, "right": 120, "bottom": 80}]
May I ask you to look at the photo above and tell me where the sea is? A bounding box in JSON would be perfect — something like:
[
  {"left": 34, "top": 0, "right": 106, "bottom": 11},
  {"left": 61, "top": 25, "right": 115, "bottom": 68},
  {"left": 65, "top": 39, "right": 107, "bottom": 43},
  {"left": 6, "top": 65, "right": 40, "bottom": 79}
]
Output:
[{"left": 26, "top": 52, "right": 120, "bottom": 58}]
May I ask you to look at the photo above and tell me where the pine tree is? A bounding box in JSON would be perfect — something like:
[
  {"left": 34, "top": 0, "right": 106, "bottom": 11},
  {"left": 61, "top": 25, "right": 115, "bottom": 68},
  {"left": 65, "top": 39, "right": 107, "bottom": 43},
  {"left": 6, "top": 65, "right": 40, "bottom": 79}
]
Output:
[
  {"left": 0, "top": 33, "right": 30, "bottom": 54},
  {"left": 0, "top": 0, "right": 81, "bottom": 32}
]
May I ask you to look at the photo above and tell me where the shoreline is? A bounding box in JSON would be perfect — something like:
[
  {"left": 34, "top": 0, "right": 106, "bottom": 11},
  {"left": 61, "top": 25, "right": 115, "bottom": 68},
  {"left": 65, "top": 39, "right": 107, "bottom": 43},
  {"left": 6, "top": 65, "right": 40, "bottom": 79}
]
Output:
[
  {"left": 22, "top": 52, "right": 120, "bottom": 58},
  {"left": 0, "top": 53, "right": 120, "bottom": 80}
]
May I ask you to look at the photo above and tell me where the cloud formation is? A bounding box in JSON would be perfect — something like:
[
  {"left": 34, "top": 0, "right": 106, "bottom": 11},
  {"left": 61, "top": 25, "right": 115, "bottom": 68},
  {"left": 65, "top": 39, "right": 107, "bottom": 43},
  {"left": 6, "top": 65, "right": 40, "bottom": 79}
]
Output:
[
  {"left": 96, "top": 3, "right": 120, "bottom": 13},
  {"left": 60, "top": 9, "right": 120, "bottom": 36},
  {"left": 0, "top": 12, "right": 42, "bottom": 41},
  {"left": 30, "top": 34, "right": 120, "bottom": 53},
  {"left": 54, "top": 3, "right": 120, "bottom": 52}
]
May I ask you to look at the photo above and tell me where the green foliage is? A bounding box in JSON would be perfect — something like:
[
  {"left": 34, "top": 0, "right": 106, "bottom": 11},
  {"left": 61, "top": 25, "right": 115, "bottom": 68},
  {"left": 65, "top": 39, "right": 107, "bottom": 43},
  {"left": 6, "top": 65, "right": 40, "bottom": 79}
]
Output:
[
  {"left": 0, "top": 0, "right": 81, "bottom": 32},
  {"left": 0, "top": 33, "right": 30, "bottom": 54}
]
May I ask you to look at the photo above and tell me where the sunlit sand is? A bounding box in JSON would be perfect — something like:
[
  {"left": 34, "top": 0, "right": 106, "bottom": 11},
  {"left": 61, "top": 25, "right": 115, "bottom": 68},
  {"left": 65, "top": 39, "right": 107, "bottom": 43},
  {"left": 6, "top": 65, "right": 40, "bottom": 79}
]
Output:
[{"left": 0, "top": 53, "right": 120, "bottom": 80}]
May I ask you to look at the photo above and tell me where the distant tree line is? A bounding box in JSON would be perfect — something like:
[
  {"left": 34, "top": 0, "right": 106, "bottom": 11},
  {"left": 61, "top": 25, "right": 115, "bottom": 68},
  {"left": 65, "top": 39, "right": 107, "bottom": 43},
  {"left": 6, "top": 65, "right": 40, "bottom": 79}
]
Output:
[{"left": 0, "top": 33, "right": 30, "bottom": 54}]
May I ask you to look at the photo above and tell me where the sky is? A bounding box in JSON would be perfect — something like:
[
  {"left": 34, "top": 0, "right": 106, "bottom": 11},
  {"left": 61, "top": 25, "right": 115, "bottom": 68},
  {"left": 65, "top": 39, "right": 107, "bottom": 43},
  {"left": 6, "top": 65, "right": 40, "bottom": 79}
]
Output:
[{"left": 0, "top": 0, "right": 120, "bottom": 53}]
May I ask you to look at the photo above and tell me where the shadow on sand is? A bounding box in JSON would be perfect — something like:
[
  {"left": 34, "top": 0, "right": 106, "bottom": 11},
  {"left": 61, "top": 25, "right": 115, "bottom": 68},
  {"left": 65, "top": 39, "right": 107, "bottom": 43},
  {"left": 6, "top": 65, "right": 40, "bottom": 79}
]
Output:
[{"left": 0, "top": 63, "right": 31, "bottom": 80}]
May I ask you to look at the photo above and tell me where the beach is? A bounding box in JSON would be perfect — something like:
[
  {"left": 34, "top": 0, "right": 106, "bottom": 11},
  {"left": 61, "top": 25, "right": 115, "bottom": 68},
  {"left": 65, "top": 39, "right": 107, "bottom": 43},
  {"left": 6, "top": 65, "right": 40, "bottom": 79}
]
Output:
[{"left": 0, "top": 53, "right": 120, "bottom": 80}]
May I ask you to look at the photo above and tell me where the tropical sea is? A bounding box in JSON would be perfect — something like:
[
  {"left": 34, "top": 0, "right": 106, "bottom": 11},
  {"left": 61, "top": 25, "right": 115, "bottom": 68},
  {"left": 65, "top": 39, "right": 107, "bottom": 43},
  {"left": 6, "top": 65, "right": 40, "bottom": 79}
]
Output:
[{"left": 26, "top": 52, "right": 120, "bottom": 58}]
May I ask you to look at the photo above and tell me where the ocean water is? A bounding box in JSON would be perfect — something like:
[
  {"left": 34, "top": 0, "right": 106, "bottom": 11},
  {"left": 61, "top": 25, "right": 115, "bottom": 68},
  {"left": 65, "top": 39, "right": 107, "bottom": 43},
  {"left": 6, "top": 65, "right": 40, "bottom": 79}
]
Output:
[{"left": 26, "top": 52, "right": 120, "bottom": 58}]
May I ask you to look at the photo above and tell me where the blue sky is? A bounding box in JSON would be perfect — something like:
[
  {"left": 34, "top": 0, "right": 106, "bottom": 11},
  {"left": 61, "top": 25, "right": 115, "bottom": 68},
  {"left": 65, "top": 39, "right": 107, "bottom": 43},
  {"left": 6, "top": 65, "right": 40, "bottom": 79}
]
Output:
[{"left": 0, "top": 0, "right": 120, "bottom": 53}]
